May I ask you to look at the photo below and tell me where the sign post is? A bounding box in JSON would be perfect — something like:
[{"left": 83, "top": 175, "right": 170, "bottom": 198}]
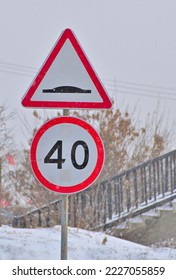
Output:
[
  {"left": 30, "top": 116, "right": 105, "bottom": 259},
  {"left": 30, "top": 117, "right": 105, "bottom": 194},
  {"left": 22, "top": 29, "right": 112, "bottom": 110},
  {"left": 0, "top": 158, "right": 2, "bottom": 227},
  {"left": 61, "top": 108, "right": 69, "bottom": 260},
  {"left": 22, "top": 28, "right": 111, "bottom": 259},
  {"left": 61, "top": 193, "right": 68, "bottom": 259}
]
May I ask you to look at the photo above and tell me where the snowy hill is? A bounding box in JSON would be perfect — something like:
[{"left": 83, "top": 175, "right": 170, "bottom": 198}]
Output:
[{"left": 0, "top": 225, "right": 176, "bottom": 260}]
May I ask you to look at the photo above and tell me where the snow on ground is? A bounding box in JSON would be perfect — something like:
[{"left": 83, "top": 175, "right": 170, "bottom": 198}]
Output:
[{"left": 0, "top": 225, "right": 176, "bottom": 260}]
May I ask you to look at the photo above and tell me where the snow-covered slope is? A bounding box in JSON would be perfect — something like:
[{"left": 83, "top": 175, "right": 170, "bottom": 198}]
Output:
[{"left": 0, "top": 225, "right": 176, "bottom": 260}]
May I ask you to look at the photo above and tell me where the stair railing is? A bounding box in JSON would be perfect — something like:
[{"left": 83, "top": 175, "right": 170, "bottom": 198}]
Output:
[{"left": 12, "top": 149, "right": 176, "bottom": 229}]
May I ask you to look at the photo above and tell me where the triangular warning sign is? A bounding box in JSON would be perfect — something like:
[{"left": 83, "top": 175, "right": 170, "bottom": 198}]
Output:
[{"left": 22, "top": 29, "right": 112, "bottom": 109}]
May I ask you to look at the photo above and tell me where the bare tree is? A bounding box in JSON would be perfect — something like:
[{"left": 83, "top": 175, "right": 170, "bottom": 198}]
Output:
[
  {"left": 9, "top": 100, "right": 175, "bottom": 223},
  {"left": 0, "top": 105, "right": 15, "bottom": 225}
]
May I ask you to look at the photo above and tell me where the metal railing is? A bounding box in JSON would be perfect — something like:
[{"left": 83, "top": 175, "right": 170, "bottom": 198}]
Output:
[{"left": 13, "top": 149, "right": 176, "bottom": 229}]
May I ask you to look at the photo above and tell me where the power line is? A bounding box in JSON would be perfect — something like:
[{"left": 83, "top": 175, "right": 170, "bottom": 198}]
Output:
[
  {"left": 103, "top": 78, "right": 176, "bottom": 101},
  {"left": 0, "top": 61, "right": 37, "bottom": 77},
  {"left": 0, "top": 60, "right": 176, "bottom": 102},
  {"left": 104, "top": 78, "right": 176, "bottom": 92},
  {"left": 105, "top": 86, "right": 176, "bottom": 101},
  {"left": 104, "top": 81, "right": 176, "bottom": 98},
  {"left": 0, "top": 68, "right": 34, "bottom": 77},
  {"left": 0, "top": 61, "right": 37, "bottom": 72}
]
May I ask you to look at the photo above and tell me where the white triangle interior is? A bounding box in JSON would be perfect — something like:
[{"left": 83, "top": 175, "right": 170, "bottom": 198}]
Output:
[{"left": 31, "top": 39, "right": 103, "bottom": 103}]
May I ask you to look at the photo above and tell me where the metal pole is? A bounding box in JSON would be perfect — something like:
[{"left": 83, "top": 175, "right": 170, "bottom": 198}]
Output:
[
  {"left": 61, "top": 194, "right": 68, "bottom": 259},
  {"left": 60, "top": 109, "right": 69, "bottom": 260},
  {"left": 0, "top": 158, "right": 2, "bottom": 227}
]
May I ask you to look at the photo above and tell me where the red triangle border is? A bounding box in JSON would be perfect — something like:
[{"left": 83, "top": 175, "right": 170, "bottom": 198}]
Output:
[{"left": 22, "top": 29, "right": 112, "bottom": 109}]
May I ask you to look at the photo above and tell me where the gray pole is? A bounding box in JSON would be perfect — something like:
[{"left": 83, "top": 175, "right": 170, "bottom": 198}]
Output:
[
  {"left": 0, "top": 158, "right": 2, "bottom": 227},
  {"left": 61, "top": 194, "right": 68, "bottom": 259},
  {"left": 60, "top": 109, "right": 69, "bottom": 260}
]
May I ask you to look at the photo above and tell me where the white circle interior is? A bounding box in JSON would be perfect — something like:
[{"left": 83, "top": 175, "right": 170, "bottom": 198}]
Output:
[{"left": 36, "top": 122, "right": 98, "bottom": 187}]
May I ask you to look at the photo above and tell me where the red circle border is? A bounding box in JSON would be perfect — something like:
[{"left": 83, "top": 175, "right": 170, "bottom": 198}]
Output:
[{"left": 30, "top": 116, "right": 105, "bottom": 194}]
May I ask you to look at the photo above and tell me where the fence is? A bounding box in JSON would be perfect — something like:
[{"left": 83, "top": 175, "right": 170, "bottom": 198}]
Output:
[{"left": 13, "top": 149, "right": 176, "bottom": 229}]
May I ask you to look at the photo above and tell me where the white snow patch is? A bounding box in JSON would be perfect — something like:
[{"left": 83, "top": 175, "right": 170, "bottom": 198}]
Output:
[{"left": 0, "top": 225, "right": 176, "bottom": 260}]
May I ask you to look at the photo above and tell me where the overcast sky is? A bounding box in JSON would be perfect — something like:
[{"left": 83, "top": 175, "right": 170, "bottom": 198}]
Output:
[{"left": 0, "top": 0, "right": 176, "bottom": 147}]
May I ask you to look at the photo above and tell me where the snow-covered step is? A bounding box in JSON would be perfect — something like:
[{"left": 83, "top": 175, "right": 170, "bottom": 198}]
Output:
[
  {"left": 128, "top": 216, "right": 145, "bottom": 230},
  {"left": 157, "top": 203, "right": 175, "bottom": 216},
  {"left": 141, "top": 209, "right": 160, "bottom": 222},
  {"left": 109, "top": 221, "right": 128, "bottom": 237},
  {"left": 171, "top": 199, "right": 176, "bottom": 210},
  {"left": 158, "top": 203, "right": 173, "bottom": 210}
]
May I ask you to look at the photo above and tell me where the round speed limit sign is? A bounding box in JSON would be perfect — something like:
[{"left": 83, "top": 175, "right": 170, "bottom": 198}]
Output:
[{"left": 30, "top": 116, "right": 105, "bottom": 194}]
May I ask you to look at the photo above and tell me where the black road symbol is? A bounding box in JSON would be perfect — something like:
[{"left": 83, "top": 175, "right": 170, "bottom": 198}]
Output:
[{"left": 43, "top": 86, "right": 91, "bottom": 93}]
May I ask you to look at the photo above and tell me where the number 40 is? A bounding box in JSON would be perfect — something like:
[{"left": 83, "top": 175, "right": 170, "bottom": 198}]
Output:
[{"left": 44, "top": 140, "right": 89, "bottom": 170}]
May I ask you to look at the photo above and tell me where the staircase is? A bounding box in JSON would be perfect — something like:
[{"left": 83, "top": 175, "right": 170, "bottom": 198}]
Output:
[
  {"left": 107, "top": 199, "right": 176, "bottom": 246},
  {"left": 12, "top": 149, "right": 176, "bottom": 240}
]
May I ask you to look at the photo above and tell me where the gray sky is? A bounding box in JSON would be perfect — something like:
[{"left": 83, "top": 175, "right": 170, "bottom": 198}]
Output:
[{"left": 0, "top": 0, "right": 176, "bottom": 147}]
